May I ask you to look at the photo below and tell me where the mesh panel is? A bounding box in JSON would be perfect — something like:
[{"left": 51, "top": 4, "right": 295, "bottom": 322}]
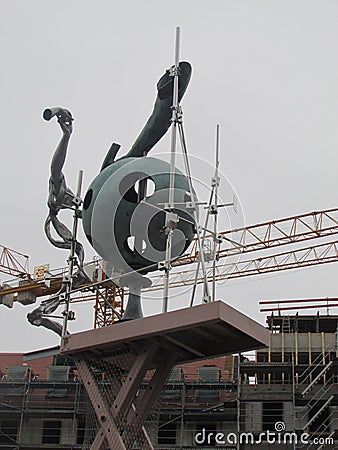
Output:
[{"left": 7, "top": 365, "right": 28, "bottom": 381}]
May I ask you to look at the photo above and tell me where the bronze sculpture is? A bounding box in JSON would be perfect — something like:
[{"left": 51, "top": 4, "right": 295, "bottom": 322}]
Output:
[{"left": 29, "top": 62, "right": 196, "bottom": 334}]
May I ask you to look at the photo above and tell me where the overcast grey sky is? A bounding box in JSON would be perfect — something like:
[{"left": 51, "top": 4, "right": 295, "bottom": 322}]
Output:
[{"left": 1, "top": 1, "right": 337, "bottom": 352}]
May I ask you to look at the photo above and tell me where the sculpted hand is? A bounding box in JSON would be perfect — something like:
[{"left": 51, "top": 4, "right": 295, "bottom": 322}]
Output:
[{"left": 58, "top": 117, "right": 73, "bottom": 136}]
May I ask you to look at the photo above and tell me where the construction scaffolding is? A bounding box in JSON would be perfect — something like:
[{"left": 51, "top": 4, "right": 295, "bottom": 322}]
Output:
[
  {"left": 238, "top": 313, "right": 338, "bottom": 450},
  {"left": 0, "top": 358, "right": 238, "bottom": 449},
  {"left": 0, "top": 362, "right": 97, "bottom": 449}
]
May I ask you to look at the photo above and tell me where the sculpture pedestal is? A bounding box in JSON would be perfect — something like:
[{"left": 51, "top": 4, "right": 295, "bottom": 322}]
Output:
[{"left": 61, "top": 301, "right": 269, "bottom": 450}]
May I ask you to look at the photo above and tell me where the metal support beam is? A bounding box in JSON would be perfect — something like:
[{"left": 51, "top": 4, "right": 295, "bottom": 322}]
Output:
[
  {"left": 301, "top": 360, "right": 333, "bottom": 396},
  {"left": 87, "top": 352, "right": 155, "bottom": 450},
  {"left": 76, "top": 355, "right": 127, "bottom": 450},
  {"left": 112, "top": 344, "right": 159, "bottom": 421},
  {"left": 74, "top": 343, "right": 167, "bottom": 450},
  {"left": 123, "top": 353, "right": 176, "bottom": 449},
  {"left": 303, "top": 395, "right": 334, "bottom": 430}
]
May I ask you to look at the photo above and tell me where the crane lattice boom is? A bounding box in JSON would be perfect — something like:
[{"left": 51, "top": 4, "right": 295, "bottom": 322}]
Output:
[
  {"left": 176, "top": 207, "right": 338, "bottom": 266},
  {"left": 1, "top": 207, "right": 337, "bottom": 328},
  {"left": 0, "top": 245, "right": 30, "bottom": 278}
]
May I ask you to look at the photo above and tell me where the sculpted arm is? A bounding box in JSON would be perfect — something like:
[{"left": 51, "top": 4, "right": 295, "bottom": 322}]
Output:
[{"left": 50, "top": 118, "right": 73, "bottom": 196}]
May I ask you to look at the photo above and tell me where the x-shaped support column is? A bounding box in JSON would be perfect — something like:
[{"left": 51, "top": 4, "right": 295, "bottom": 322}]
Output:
[{"left": 75, "top": 341, "right": 177, "bottom": 450}]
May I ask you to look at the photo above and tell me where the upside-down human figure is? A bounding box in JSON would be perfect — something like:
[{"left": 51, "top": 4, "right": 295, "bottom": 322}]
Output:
[{"left": 27, "top": 110, "right": 87, "bottom": 335}]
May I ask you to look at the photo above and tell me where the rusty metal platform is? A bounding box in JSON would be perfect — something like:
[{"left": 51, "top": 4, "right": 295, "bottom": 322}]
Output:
[{"left": 61, "top": 300, "right": 269, "bottom": 360}]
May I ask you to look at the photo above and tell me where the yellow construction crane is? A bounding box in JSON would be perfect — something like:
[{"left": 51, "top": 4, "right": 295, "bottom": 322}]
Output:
[{"left": 1, "top": 207, "right": 337, "bottom": 327}]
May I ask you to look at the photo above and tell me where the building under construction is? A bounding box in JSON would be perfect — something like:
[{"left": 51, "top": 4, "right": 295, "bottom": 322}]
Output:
[{"left": 0, "top": 309, "right": 336, "bottom": 449}]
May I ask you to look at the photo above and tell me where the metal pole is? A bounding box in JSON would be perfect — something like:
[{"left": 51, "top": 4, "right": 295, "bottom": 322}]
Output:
[
  {"left": 291, "top": 350, "right": 296, "bottom": 450},
  {"left": 189, "top": 187, "right": 214, "bottom": 306},
  {"left": 178, "top": 122, "right": 211, "bottom": 303},
  {"left": 62, "top": 170, "right": 83, "bottom": 336},
  {"left": 212, "top": 125, "right": 220, "bottom": 301},
  {"left": 237, "top": 353, "right": 241, "bottom": 450},
  {"left": 180, "top": 381, "right": 186, "bottom": 448},
  {"left": 163, "top": 26, "right": 181, "bottom": 313}
]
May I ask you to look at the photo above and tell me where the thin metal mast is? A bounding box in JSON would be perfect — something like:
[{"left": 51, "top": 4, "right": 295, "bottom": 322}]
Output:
[
  {"left": 188, "top": 126, "right": 221, "bottom": 306},
  {"left": 163, "top": 27, "right": 181, "bottom": 312},
  {"left": 212, "top": 124, "right": 220, "bottom": 301},
  {"left": 189, "top": 188, "right": 215, "bottom": 306},
  {"left": 177, "top": 123, "right": 211, "bottom": 303},
  {"left": 62, "top": 170, "right": 83, "bottom": 336}
]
